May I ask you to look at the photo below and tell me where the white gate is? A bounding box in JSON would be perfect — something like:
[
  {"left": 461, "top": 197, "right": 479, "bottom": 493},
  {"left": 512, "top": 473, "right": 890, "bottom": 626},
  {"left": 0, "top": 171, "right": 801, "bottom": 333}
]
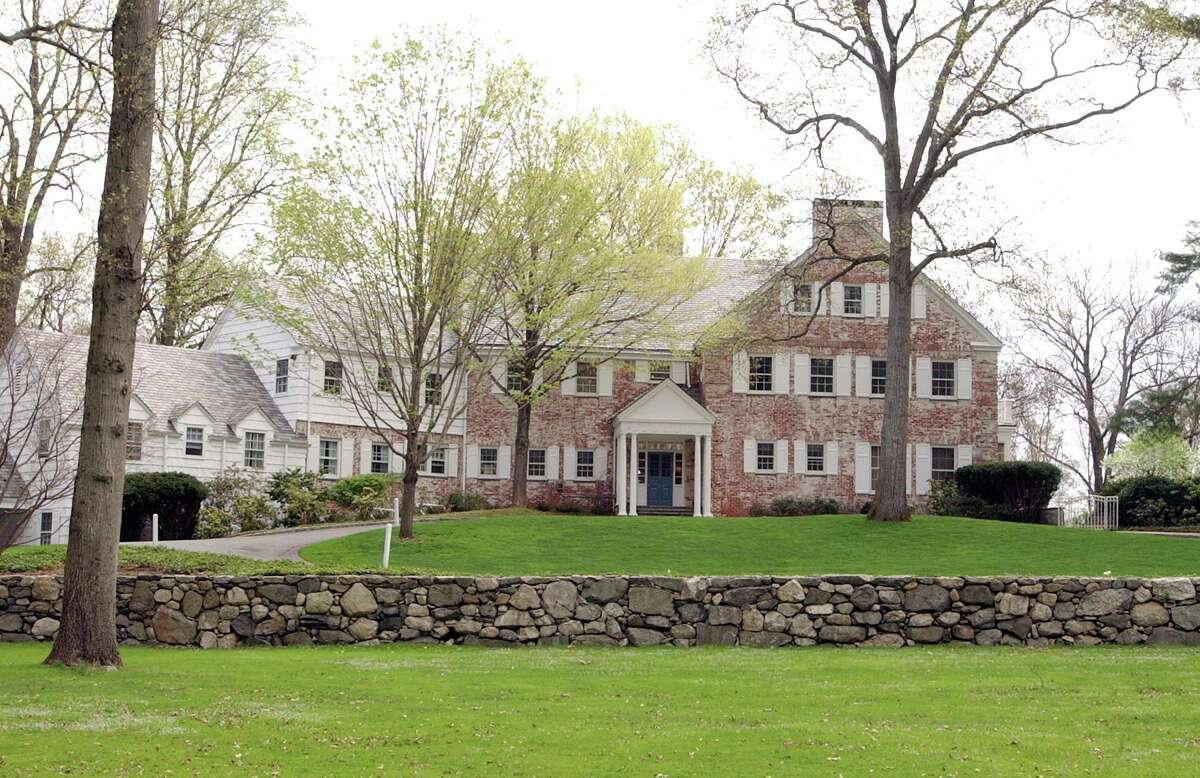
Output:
[{"left": 1056, "top": 495, "right": 1119, "bottom": 530}]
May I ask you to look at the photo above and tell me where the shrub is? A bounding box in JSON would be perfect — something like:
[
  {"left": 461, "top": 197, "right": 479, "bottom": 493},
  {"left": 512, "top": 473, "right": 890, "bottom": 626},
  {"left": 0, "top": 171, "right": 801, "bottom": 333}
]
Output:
[
  {"left": 1100, "top": 475, "right": 1200, "bottom": 528},
  {"left": 122, "top": 472, "right": 208, "bottom": 541},
  {"left": 194, "top": 506, "right": 233, "bottom": 539},
  {"left": 266, "top": 468, "right": 321, "bottom": 503},
  {"left": 266, "top": 468, "right": 327, "bottom": 526},
  {"left": 954, "top": 461, "right": 1062, "bottom": 523},
  {"left": 751, "top": 496, "right": 842, "bottom": 517},
  {"left": 926, "top": 479, "right": 961, "bottom": 516},
  {"left": 324, "top": 474, "right": 397, "bottom": 508},
  {"left": 447, "top": 491, "right": 487, "bottom": 512}
]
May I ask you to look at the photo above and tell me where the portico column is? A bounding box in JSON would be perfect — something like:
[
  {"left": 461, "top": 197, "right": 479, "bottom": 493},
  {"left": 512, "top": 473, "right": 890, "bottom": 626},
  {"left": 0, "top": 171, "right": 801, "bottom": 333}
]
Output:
[
  {"left": 628, "top": 432, "right": 639, "bottom": 517},
  {"left": 615, "top": 429, "right": 627, "bottom": 516},
  {"left": 692, "top": 434, "right": 702, "bottom": 516},
  {"left": 702, "top": 434, "right": 713, "bottom": 516}
]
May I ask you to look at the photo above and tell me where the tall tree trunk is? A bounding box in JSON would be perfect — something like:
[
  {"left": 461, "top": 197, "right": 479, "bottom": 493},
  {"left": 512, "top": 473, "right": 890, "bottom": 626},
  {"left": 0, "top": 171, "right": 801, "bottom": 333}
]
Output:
[
  {"left": 154, "top": 242, "right": 182, "bottom": 345},
  {"left": 399, "top": 458, "right": 417, "bottom": 540},
  {"left": 511, "top": 401, "right": 531, "bottom": 506},
  {"left": 0, "top": 242, "right": 26, "bottom": 350},
  {"left": 870, "top": 209, "right": 914, "bottom": 523},
  {"left": 45, "top": 0, "right": 159, "bottom": 668}
]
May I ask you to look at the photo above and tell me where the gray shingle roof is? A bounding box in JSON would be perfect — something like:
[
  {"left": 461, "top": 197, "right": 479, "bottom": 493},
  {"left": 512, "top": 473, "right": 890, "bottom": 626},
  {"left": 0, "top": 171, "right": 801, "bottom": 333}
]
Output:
[{"left": 18, "top": 329, "right": 302, "bottom": 442}]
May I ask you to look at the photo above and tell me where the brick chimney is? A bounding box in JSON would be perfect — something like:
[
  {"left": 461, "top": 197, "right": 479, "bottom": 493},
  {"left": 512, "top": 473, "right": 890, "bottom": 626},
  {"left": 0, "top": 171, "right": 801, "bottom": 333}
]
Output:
[{"left": 812, "top": 198, "right": 884, "bottom": 242}]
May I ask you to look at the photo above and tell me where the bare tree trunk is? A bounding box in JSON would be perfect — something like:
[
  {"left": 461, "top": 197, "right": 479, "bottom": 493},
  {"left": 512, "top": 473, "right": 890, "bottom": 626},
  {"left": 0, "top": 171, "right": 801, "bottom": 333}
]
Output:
[
  {"left": 45, "top": 0, "right": 158, "bottom": 668},
  {"left": 511, "top": 401, "right": 531, "bottom": 506},
  {"left": 870, "top": 209, "right": 914, "bottom": 522},
  {"left": 154, "top": 242, "right": 182, "bottom": 345},
  {"left": 399, "top": 461, "right": 417, "bottom": 540},
  {"left": 0, "top": 241, "right": 26, "bottom": 349}
]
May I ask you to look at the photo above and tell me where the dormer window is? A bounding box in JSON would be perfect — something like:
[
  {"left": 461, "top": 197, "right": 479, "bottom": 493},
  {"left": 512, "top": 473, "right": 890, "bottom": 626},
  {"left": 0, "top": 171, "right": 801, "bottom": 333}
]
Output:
[
  {"left": 36, "top": 418, "right": 51, "bottom": 458},
  {"left": 275, "top": 358, "right": 289, "bottom": 393},
  {"left": 377, "top": 365, "right": 394, "bottom": 393},
  {"left": 649, "top": 362, "right": 672, "bottom": 383},
  {"left": 424, "top": 372, "right": 443, "bottom": 406},
  {"left": 323, "top": 360, "right": 343, "bottom": 394},
  {"left": 185, "top": 427, "right": 204, "bottom": 457},
  {"left": 126, "top": 422, "right": 143, "bottom": 461},
  {"left": 793, "top": 281, "right": 813, "bottom": 314},
  {"left": 576, "top": 361, "right": 598, "bottom": 394},
  {"left": 244, "top": 431, "right": 265, "bottom": 469}
]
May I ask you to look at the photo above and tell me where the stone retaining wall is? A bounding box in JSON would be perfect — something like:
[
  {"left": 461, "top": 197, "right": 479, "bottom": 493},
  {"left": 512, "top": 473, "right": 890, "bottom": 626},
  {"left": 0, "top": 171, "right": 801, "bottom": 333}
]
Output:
[{"left": 3, "top": 573, "right": 1200, "bottom": 648}]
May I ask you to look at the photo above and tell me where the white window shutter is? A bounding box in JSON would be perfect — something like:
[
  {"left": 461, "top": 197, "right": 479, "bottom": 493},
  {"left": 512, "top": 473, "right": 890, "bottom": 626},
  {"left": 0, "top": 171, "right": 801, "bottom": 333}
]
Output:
[
  {"left": 957, "top": 444, "right": 973, "bottom": 469},
  {"left": 490, "top": 360, "right": 506, "bottom": 394},
  {"left": 956, "top": 358, "right": 972, "bottom": 400},
  {"left": 779, "top": 279, "right": 792, "bottom": 315},
  {"left": 835, "top": 354, "right": 852, "bottom": 397},
  {"left": 855, "top": 355, "right": 870, "bottom": 397},
  {"left": 825, "top": 441, "right": 839, "bottom": 475},
  {"left": 533, "top": 367, "right": 544, "bottom": 390},
  {"left": 794, "top": 353, "right": 810, "bottom": 396},
  {"left": 444, "top": 446, "right": 459, "bottom": 479},
  {"left": 670, "top": 361, "right": 687, "bottom": 384},
  {"left": 561, "top": 363, "right": 576, "bottom": 396},
  {"left": 818, "top": 285, "right": 829, "bottom": 315},
  {"left": 635, "top": 360, "right": 650, "bottom": 383},
  {"left": 732, "top": 351, "right": 749, "bottom": 394},
  {"left": 340, "top": 437, "right": 354, "bottom": 478},
  {"left": 545, "top": 445, "right": 559, "bottom": 480},
  {"left": 743, "top": 438, "right": 755, "bottom": 473},
  {"left": 773, "top": 351, "right": 789, "bottom": 394},
  {"left": 563, "top": 445, "right": 577, "bottom": 481},
  {"left": 359, "top": 441, "right": 372, "bottom": 475},
  {"left": 775, "top": 440, "right": 789, "bottom": 474},
  {"left": 497, "top": 445, "right": 511, "bottom": 478},
  {"left": 594, "top": 447, "right": 608, "bottom": 482},
  {"left": 906, "top": 443, "right": 913, "bottom": 495},
  {"left": 831, "top": 282, "right": 844, "bottom": 316},
  {"left": 915, "top": 443, "right": 932, "bottom": 496},
  {"left": 912, "top": 284, "right": 927, "bottom": 319},
  {"left": 916, "top": 357, "right": 932, "bottom": 399},
  {"left": 597, "top": 363, "right": 614, "bottom": 396},
  {"left": 465, "top": 444, "right": 480, "bottom": 478},
  {"left": 793, "top": 439, "right": 806, "bottom": 474},
  {"left": 854, "top": 442, "right": 871, "bottom": 493},
  {"left": 863, "top": 283, "right": 877, "bottom": 317},
  {"left": 390, "top": 439, "right": 406, "bottom": 474},
  {"left": 879, "top": 285, "right": 890, "bottom": 317},
  {"left": 306, "top": 434, "right": 319, "bottom": 472}
]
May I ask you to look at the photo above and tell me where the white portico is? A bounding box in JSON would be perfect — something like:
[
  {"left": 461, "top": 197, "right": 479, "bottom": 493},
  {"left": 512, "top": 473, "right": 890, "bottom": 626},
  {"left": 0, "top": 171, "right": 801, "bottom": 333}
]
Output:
[{"left": 613, "top": 380, "right": 715, "bottom": 517}]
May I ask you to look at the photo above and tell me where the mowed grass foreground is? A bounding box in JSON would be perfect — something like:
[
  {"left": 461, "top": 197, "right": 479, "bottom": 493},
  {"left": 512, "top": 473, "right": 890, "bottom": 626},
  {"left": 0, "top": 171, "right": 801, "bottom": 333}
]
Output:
[
  {"left": 2, "top": 643, "right": 1200, "bottom": 776},
  {"left": 300, "top": 510, "right": 1200, "bottom": 577}
]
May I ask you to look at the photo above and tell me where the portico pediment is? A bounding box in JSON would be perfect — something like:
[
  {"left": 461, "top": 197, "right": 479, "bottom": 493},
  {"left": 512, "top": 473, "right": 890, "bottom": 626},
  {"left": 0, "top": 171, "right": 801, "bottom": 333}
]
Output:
[{"left": 614, "top": 380, "right": 715, "bottom": 436}]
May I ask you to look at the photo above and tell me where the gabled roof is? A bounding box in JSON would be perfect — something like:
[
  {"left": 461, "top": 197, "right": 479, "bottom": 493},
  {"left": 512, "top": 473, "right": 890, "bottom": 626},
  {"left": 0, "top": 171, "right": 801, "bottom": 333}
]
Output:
[
  {"left": 14, "top": 329, "right": 304, "bottom": 443},
  {"left": 614, "top": 379, "right": 716, "bottom": 425}
]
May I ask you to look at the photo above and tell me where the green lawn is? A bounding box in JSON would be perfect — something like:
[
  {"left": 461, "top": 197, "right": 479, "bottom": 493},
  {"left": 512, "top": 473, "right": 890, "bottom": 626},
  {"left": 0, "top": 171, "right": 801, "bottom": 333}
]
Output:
[
  {"left": 0, "top": 544, "right": 383, "bottom": 576},
  {"left": 1, "top": 642, "right": 1199, "bottom": 776},
  {"left": 299, "top": 510, "right": 1200, "bottom": 577}
]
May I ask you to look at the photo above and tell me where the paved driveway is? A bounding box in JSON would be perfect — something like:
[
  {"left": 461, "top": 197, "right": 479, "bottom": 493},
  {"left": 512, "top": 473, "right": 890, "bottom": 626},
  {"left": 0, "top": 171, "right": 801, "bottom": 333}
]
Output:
[{"left": 130, "top": 522, "right": 387, "bottom": 561}]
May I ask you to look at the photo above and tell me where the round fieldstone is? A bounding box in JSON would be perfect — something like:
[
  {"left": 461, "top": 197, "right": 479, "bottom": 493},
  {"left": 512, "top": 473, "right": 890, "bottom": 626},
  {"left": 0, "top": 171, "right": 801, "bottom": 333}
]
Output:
[
  {"left": 347, "top": 618, "right": 379, "bottom": 640},
  {"left": 628, "top": 586, "right": 673, "bottom": 616},
  {"left": 541, "top": 581, "right": 578, "bottom": 619},
  {"left": 305, "top": 590, "right": 334, "bottom": 614},
  {"left": 1152, "top": 578, "right": 1196, "bottom": 602},
  {"left": 258, "top": 584, "right": 298, "bottom": 605},
  {"left": 151, "top": 607, "right": 197, "bottom": 645},
  {"left": 582, "top": 577, "right": 629, "bottom": 604},
  {"left": 1170, "top": 603, "right": 1200, "bottom": 631},
  {"left": 903, "top": 584, "right": 950, "bottom": 612},
  {"left": 1076, "top": 588, "right": 1132, "bottom": 617},
  {"left": 1131, "top": 601, "right": 1170, "bottom": 627},
  {"left": 31, "top": 617, "right": 59, "bottom": 638},
  {"left": 508, "top": 584, "right": 541, "bottom": 611},
  {"left": 340, "top": 583, "right": 378, "bottom": 617}
]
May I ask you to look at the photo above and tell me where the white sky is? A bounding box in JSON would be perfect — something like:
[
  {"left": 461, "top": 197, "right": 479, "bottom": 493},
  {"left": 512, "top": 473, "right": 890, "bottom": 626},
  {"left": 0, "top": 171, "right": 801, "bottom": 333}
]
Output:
[{"left": 291, "top": 0, "right": 1200, "bottom": 274}]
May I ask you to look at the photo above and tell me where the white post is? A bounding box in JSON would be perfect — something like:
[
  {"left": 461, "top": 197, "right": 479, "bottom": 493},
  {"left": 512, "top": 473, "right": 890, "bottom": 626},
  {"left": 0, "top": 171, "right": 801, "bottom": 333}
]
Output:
[
  {"left": 615, "top": 431, "right": 627, "bottom": 516},
  {"left": 702, "top": 434, "right": 713, "bottom": 517},
  {"left": 382, "top": 524, "right": 393, "bottom": 568},
  {"left": 152, "top": 513, "right": 159, "bottom": 545},
  {"left": 392, "top": 496, "right": 400, "bottom": 526},
  {"left": 628, "top": 432, "right": 639, "bottom": 517},
  {"left": 692, "top": 434, "right": 702, "bottom": 517}
]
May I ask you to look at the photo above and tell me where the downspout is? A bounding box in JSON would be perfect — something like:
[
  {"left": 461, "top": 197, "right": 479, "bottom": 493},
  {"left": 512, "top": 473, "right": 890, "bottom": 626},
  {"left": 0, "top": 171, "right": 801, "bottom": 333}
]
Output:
[
  {"left": 460, "top": 366, "right": 468, "bottom": 493},
  {"left": 304, "top": 348, "right": 313, "bottom": 474}
]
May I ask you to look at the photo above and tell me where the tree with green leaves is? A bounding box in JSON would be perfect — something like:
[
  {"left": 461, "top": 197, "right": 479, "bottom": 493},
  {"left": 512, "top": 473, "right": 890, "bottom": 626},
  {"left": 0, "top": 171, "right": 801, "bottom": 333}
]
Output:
[
  {"left": 271, "top": 34, "right": 524, "bottom": 538},
  {"left": 708, "top": 0, "right": 1193, "bottom": 521},
  {"left": 1107, "top": 429, "right": 1199, "bottom": 480},
  {"left": 480, "top": 112, "right": 711, "bottom": 507}
]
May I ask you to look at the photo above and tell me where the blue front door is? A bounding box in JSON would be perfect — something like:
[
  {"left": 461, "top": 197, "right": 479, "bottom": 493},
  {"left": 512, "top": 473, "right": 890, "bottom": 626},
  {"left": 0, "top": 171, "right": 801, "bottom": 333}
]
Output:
[{"left": 646, "top": 452, "right": 674, "bottom": 507}]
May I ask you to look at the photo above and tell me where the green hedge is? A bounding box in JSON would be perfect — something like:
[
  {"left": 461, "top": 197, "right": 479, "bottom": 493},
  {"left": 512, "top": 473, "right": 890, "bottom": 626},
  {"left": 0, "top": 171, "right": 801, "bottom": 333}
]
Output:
[
  {"left": 933, "top": 461, "right": 1061, "bottom": 523},
  {"left": 122, "top": 472, "right": 208, "bottom": 541},
  {"left": 1099, "top": 475, "right": 1200, "bottom": 527}
]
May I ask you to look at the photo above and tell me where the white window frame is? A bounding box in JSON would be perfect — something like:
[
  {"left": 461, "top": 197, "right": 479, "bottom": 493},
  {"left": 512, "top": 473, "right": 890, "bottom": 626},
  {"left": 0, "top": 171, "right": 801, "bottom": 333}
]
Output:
[
  {"left": 424, "top": 372, "right": 443, "bottom": 407},
  {"left": 870, "top": 358, "right": 887, "bottom": 397},
  {"left": 806, "top": 443, "right": 825, "bottom": 474},
  {"left": 323, "top": 360, "right": 343, "bottom": 394},
  {"left": 371, "top": 442, "right": 391, "bottom": 474},
  {"left": 39, "top": 511, "right": 52, "bottom": 545},
  {"left": 649, "top": 361, "right": 672, "bottom": 383},
  {"left": 243, "top": 431, "right": 266, "bottom": 469},
  {"left": 931, "top": 360, "right": 956, "bottom": 398},
  {"left": 575, "top": 449, "right": 595, "bottom": 480},
  {"left": 36, "top": 417, "right": 51, "bottom": 458},
  {"left": 527, "top": 448, "right": 546, "bottom": 478},
  {"left": 275, "top": 358, "right": 289, "bottom": 393},
  {"left": 480, "top": 446, "right": 498, "bottom": 476},
  {"left": 506, "top": 364, "right": 523, "bottom": 393},
  {"left": 748, "top": 355, "right": 774, "bottom": 393},
  {"left": 793, "top": 281, "right": 814, "bottom": 314},
  {"left": 126, "top": 421, "right": 143, "bottom": 461},
  {"left": 184, "top": 426, "right": 204, "bottom": 457},
  {"left": 755, "top": 441, "right": 775, "bottom": 473},
  {"left": 575, "top": 361, "right": 598, "bottom": 395},
  {"left": 870, "top": 444, "right": 881, "bottom": 492},
  {"left": 809, "top": 357, "right": 834, "bottom": 395},
  {"left": 377, "top": 365, "right": 394, "bottom": 393},
  {"left": 842, "top": 284, "right": 864, "bottom": 316},
  {"left": 318, "top": 438, "right": 339, "bottom": 476},
  {"left": 429, "top": 447, "right": 446, "bottom": 475},
  {"left": 931, "top": 445, "right": 956, "bottom": 482}
]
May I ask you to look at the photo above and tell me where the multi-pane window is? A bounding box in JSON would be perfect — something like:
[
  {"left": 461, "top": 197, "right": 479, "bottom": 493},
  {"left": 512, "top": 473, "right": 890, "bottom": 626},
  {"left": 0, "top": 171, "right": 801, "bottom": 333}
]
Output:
[
  {"left": 429, "top": 447, "right": 446, "bottom": 475},
  {"left": 318, "top": 439, "right": 339, "bottom": 476},
  {"left": 506, "top": 364, "right": 523, "bottom": 393},
  {"left": 424, "top": 373, "right": 443, "bottom": 406},
  {"left": 126, "top": 421, "right": 143, "bottom": 461},
  {"left": 810, "top": 357, "right": 834, "bottom": 394},
  {"left": 371, "top": 442, "right": 390, "bottom": 474},
  {"left": 748, "top": 356, "right": 773, "bottom": 392},
  {"left": 806, "top": 443, "right": 825, "bottom": 473},
  {"left": 649, "top": 362, "right": 672, "bottom": 383},
  {"left": 870, "top": 445, "right": 881, "bottom": 491},
  {"left": 637, "top": 451, "right": 646, "bottom": 484},
  {"left": 527, "top": 448, "right": 546, "bottom": 478},
  {"left": 576, "top": 361, "right": 598, "bottom": 394},
  {"left": 480, "top": 446, "right": 498, "bottom": 476},
  {"left": 377, "top": 365, "right": 394, "bottom": 392},
  {"left": 323, "top": 360, "right": 343, "bottom": 394},
  {"left": 36, "top": 418, "right": 51, "bottom": 458},
  {"left": 871, "top": 359, "right": 887, "bottom": 396},
  {"left": 39, "top": 512, "right": 52, "bottom": 545},
  {"left": 793, "top": 281, "right": 813, "bottom": 313},
  {"left": 843, "top": 284, "right": 863, "bottom": 315},
  {"left": 931, "top": 446, "right": 956, "bottom": 482},
  {"left": 756, "top": 441, "right": 775, "bottom": 472},
  {"left": 275, "top": 358, "right": 289, "bottom": 393},
  {"left": 244, "top": 432, "right": 265, "bottom": 469},
  {"left": 674, "top": 452, "right": 683, "bottom": 485},
  {"left": 931, "top": 361, "right": 956, "bottom": 397},
  {"left": 185, "top": 426, "right": 204, "bottom": 457},
  {"left": 576, "top": 449, "right": 594, "bottom": 479}
]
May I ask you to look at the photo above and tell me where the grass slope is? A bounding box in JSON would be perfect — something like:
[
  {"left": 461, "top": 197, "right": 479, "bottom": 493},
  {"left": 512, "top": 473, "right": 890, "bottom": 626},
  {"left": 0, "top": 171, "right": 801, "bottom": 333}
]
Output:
[
  {"left": 2, "top": 643, "right": 1199, "bottom": 776},
  {"left": 300, "top": 511, "right": 1200, "bottom": 577},
  {"left": 0, "top": 545, "right": 386, "bottom": 576}
]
